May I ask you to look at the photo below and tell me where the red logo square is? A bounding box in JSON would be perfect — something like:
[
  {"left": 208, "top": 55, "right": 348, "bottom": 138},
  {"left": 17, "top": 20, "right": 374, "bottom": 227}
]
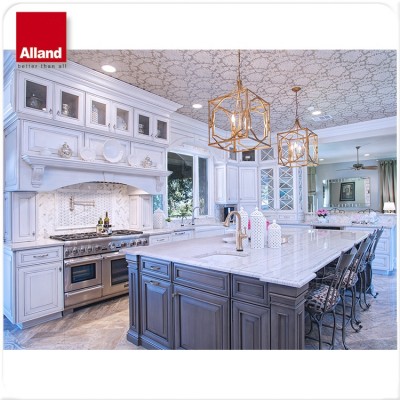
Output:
[{"left": 16, "top": 12, "right": 67, "bottom": 63}]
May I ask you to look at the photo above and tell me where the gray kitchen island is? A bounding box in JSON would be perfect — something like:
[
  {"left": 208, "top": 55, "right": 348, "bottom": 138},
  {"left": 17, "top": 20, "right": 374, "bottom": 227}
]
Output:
[{"left": 124, "top": 228, "right": 369, "bottom": 350}]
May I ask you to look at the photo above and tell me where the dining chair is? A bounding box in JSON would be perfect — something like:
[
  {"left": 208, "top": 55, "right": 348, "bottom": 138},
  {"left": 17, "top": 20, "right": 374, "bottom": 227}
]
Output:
[{"left": 305, "top": 251, "right": 356, "bottom": 350}]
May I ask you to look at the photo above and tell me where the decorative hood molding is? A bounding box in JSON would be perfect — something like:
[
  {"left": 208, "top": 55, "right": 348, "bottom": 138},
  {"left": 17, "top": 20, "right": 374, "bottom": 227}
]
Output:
[{"left": 21, "top": 154, "right": 171, "bottom": 193}]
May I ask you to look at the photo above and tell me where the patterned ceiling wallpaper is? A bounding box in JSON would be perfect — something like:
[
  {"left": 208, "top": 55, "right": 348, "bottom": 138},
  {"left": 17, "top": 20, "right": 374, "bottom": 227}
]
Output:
[{"left": 68, "top": 50, "right": 397, "bottom": 132}]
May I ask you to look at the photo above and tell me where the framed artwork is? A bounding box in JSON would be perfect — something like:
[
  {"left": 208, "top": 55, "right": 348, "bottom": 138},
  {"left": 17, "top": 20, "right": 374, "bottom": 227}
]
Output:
[{"left": 340, "top": 182, "right": 355, "bottom": 201}]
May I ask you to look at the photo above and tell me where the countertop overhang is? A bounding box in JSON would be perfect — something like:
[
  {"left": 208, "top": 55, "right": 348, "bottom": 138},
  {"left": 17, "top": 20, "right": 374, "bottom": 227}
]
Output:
[{"left": 124, "top": 227, "right": 370, "bottom": 288}]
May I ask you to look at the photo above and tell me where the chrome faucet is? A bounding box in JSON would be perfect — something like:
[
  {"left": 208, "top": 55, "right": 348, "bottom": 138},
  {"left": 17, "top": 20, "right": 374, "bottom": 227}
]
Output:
[
  {"left": 223, "top": 211, "right": 247, "bottom": 252},
  {"left": 191, "top": 206, "right": 200, "bottom": 225}
]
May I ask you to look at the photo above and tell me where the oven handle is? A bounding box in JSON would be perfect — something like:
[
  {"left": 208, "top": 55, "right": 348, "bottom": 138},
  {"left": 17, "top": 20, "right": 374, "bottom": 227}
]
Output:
[
  {"left": 65, "top": 285, "right": 104, "bottom": 297},
  {"left": 102, "top": 252, "right": 125, "bottom": 260},
  {"left": 64, "top": 255, "right": 103, "bottom": 266}
]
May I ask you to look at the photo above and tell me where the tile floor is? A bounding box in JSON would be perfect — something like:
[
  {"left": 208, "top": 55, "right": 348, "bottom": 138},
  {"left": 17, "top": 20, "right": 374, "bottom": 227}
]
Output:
[{"left": 3, "top": 272, "right": 397, "bottom": 350}]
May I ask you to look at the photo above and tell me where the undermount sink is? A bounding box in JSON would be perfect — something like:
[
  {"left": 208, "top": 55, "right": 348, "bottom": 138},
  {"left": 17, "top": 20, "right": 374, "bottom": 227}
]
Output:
[{"left": 196, "top": 250, "right": 249, "bottom": 264}]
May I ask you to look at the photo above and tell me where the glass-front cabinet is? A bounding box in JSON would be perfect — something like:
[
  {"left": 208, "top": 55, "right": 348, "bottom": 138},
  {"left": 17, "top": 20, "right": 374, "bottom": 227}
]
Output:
[
  {"left": 54, "top": 84, "right": 85, "bottom": 125},
  {"left": 18, "top": 73, "right": 53, "bottom": 119},
  {"left": 86, "top": 94, "right": 134, "bottom": 136},
  {"left": 134, "top": 110, "right": 169, "bottom": 144},
  {"left": 260, "top": 165, "right": 305, "bottom": 223},
  {"left": 18, "top": 73, "right": 85, "bottom": 126}
]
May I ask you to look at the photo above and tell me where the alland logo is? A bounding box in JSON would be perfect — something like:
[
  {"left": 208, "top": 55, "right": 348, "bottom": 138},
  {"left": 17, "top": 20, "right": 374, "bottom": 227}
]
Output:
[
  {"left": 19, "top": 47, "right": 63, "bottom": 60},
  {"left": 16, "top": 12, "right": 67, "bottom": 63}
]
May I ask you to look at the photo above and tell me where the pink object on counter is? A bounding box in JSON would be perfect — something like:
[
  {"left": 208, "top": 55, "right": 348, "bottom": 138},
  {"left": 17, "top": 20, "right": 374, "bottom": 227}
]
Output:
[
  {"left": 248, "top": 220, "right": 251, "bottom": 230},
  {"left": 266, "top": 220, "right": 270, "bottom": 230}
]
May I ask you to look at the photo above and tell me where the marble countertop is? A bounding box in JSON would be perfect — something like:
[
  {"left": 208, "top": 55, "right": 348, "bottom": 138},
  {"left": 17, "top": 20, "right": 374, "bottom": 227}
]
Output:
[
  {"left": 124, "top": 228, "right": 370, "bottom": 288},
  {"left": 281, "top": 221, "right": 395, "bottom": 229},
  {"left": 4, "top": 238, "right": 65, "bottom": 251}
]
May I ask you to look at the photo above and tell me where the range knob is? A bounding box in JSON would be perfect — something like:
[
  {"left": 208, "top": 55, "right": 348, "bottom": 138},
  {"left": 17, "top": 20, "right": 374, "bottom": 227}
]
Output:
[
  {"left": 108, "top": 242, "right": 116, "bottom": 251},
  {"left": 120, "top": 242, "right": 127, "bottom": 248},
  {"left": 72, "top": 247, "right": 78, "bottom": 255},
  {"left": 80, "top": 247, "right": 86, "bottom": 254},
  {"left": 94, "top": 245, "right": 102, "bottom": 252},
  {"left": 87, "top": 246, "right": 93, "bottom": 253},
  {"left": 136, "top": 239, "right": 142, "bottom": 246},
  {"left": 130, "top": 241, "right": 136, "bottom": 247},
  {"left": 64, "top": 249, "right": 70, "bottom": 257},
  {"left": 142, "top": 238, "right": 148, "bottom": 245}
]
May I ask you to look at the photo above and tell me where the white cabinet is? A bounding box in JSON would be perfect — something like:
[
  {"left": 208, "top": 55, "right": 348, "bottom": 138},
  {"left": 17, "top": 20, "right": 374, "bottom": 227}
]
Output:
[
  {"left": 260, "top": 165, "right": 305, "bottom": 223},
  {"left": 215, "top": 164, "right": 238, "bottom": 204},
  {"left": 86, "top": 93, "right": 134, "bottom": 136},
  {"left": 344, "top": 226, "right": 396, "bottom": 274},
  {"left": 149, "top": 233, "right": 171, "bottom": 245},
  {"left": 129, "top": 195, "right": 153, "bottom": 230},
  {"left": 134, "top": 110, "right": 169, "bottom": 144},
  {"left": 171, "top": 230, "right": 193, "bottom": 241},
  {"left": 17, "top": 72, "right": 85, "bottom": 126},
  {"left": 4, "top": 191, "right": 36, "bottom": 243},
  {"left": 4, "top": 246, "right": 64, "bottom": 328},
  {"left": 239, "top": 167, "right": 258, "bottom": 202}
]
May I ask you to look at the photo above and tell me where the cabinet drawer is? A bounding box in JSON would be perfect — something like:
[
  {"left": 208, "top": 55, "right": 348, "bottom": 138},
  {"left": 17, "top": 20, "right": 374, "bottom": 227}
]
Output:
[
  {"left": 149, "top": 234, "right": 171, "bottom": 245},
  {"left": 278, "top": 214, "right": 297, "bottom": 221},
  {"left": 17, "top": 246, "right": 63, "bottom": 266},
  {"left": 173, "top": 263, "right": 229, "bottom": 297},
  {"left": 376, "top": 237, "right": 390, "bottom": 254},
  {"left": 140, "top": 257, "right": 171, "bottom": 280},
  {"left": 231, "top": 274, "right": 269, "bottom": 306}
]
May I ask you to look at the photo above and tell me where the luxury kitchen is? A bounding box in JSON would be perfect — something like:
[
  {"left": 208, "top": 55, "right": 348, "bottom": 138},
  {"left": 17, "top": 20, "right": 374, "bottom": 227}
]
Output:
[{"left": 2, "top": 49, "right": 397, "bottom": 353}]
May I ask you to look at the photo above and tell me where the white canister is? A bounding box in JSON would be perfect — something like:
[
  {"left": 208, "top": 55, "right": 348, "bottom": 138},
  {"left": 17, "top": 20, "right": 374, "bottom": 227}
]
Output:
[
  {"left": 153, "top": 208, "right": 166, "bottom": 229},
  {"left": 268, "top": 220, "right": 282, "bottom": 248},
  {"left": 238, "top": 207, "right": 249, "bottom": 248},
  {"left": 250, "top": 207, "right": 265, "bottom": 249}
]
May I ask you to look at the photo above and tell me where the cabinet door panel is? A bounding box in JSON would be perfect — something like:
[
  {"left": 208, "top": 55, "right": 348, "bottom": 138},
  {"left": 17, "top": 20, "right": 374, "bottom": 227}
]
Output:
[
  {"left": 140, "top": 275, "right": 173, "bottom": 348},
  {"left": 239, "top": 167, "right": 258, "bottom": 202},
  {"left": 231, "top": 300, "right": 270, "bottom": 349},
  {"left": 17, "top": 263, "right": 63, "bottom": 323},
  {"left": 174, "top": 284, "right": 229, "bottom": 350}
]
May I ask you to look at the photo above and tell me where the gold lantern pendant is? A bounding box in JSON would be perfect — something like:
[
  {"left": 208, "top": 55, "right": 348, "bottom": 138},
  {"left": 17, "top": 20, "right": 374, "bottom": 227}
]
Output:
[
  {"left": 208, "top": 51, "right": 271, "bottom": 153},
  {"left": 277, "top": 87, "right": 318, "bottom": 167}
]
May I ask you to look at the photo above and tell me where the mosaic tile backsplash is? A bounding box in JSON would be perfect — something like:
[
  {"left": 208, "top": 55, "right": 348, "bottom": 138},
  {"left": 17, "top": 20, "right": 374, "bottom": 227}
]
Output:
[{"left": 37, "top": 183, "right": 132, "bottom": 239}]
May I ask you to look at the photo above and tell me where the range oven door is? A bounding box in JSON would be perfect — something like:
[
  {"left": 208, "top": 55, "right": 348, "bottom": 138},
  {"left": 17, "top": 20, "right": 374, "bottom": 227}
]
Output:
[
  {"left": 102, "top": 252, "right": 129, "bottom": 297},
  {"left": 64, "top": 255, "right": 103, "bottom": 307}
]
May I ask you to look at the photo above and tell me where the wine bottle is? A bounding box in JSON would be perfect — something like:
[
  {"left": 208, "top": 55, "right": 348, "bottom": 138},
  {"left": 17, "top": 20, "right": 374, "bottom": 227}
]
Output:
[{"left": 104, "top": 212, "right": 110, "bottom": 228}]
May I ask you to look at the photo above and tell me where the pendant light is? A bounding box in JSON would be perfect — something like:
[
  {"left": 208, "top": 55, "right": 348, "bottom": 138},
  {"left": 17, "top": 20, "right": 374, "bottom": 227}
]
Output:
[
  {"left": 277, "top": 87, "right": 319, "bottom": 167},
  {"left": 208, "top": 50, "right": 271, "bottom": 152}
]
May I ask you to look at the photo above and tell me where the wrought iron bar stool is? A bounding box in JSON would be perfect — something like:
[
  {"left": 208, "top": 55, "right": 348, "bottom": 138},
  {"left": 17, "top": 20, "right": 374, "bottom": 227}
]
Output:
[
  {"left": 364, "top": 227, "right": 384, "bottom": 302},
  {"left": 322, "top": 236, "right": 372, "bottom": 349},
  {"left": 305, "top": 252, "right": 355, "bottom": 350}
]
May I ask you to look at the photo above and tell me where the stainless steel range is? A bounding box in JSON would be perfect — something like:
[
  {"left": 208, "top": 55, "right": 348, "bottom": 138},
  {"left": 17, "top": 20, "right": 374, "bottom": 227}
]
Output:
[{"left": 50, "top": 230, "right": 149, "bottom": 312}]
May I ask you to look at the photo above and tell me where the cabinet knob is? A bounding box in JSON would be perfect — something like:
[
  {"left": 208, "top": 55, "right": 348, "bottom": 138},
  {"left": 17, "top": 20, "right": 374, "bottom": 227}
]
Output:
[
  {"left": 57, "top": 110, "right": 61, "bottom": 116},
  {"left": 113, "top": 124, "right": 116, "bottom": 129},
  {"left": 149, "top": 281, "right": 160, "bottom": 286},
  {"left": 49, "top": 108, "right": 53, "bottom": 115},
  {"left": 108, "top": 123, "right": 111, "bottom": 128},
  {"left": 59, "top": 267, "right": 62, "bottom": 272},
  {"left": 32, "top": 231, "right": 35, "bottom": 236}
]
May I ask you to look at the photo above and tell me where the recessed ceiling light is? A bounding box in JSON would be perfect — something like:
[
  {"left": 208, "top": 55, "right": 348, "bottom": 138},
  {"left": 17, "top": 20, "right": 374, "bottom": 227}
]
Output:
[
  {"left": 101, "top": 65, "right": 116, "bottom": 73},
  {"left": 364, "top": 153, "right": 370, "bottom": 157},
  {"left": 311, "top": 110, "right": 322, "bottom": 116},
  {"left": 192, "top": 103, "right": 203, "bottom": 109}
]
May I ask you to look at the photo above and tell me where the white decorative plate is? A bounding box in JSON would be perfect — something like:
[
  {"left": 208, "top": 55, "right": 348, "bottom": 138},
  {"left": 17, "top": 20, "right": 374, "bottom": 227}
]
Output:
[
  {"left": 103, "top": 139, "right": 124, "bottom": 163},
  {"left": 80, "top": 147, "right": 96, "bottom": 162}
]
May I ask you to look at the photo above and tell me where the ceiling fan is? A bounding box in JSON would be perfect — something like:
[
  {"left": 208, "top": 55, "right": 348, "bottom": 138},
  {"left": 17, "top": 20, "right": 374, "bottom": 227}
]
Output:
[{"left": 337, "top": 146, "right": 378, "bottom": 171}]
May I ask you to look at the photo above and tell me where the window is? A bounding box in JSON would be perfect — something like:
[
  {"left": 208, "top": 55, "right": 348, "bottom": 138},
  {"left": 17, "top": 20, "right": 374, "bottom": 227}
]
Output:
[{"left": 167, "top": 152, "right": 209, "bottom": 218}]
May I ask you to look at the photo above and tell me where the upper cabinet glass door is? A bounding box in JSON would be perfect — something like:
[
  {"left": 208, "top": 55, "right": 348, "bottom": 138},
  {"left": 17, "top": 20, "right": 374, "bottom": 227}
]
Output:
[
  {"left": 153, "top": 116, "right": 169, "bottom": 144},
  {"left": 18, "top": 73, "right": 53, "bottom": 119},
  {"left": 279, "top": 167, "right": 294, "bottom": 210},
  {"left": 112, "top": 103, "right": 133, "bottom": 136},
  {"left": 54, "top": 84, "right": 85, "bottom": 126},
  {"left": 86, "top": 94, "right": 111, "bottom": 132},
  {"left": 135, "top": 111, "right": 151, "bottom": 139}
]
